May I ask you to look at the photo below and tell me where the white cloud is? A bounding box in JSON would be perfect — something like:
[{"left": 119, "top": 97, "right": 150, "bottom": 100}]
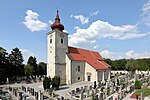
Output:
[
  {"left": 141, "top": 0, "right": 150, "bottom": 27},
  {"left": 93, "top": 45, "right": 100, "bottom": 49},
  {"left": 63, "top": 30, "right": 68, "bottom": 33},
  {"left": 100, "top": 50, "right": 113, "bottom": 58},
  {"left": 90, "top": 10, "right": 99, "bottom": 17},
  {"left": 126, "top": 50, "right": 134, "bottom": 57},
  {"left": 69, "top": 20, "right": 150, "bottom": 48},
  {"left": 23, "top": 10, "right": 48, "bottom": 32},
  {"left": 71, "top": 14, "right": 89, "bottom": 24},
  {"left": 48, "top": 20, "right": 53, "bottom": 25},
  {"left": 100, "top": 50, "right": 150, "bottom": 60},
  {"left": 71, "top": 10, "right": 99, "bottom": 25},
  {"left": 74, "top": 26, "right": 80, "bottom": 30}
]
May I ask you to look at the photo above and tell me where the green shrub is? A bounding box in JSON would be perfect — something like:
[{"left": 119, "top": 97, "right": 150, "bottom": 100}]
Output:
[
  {"left": 43, "top": 77, "right": 51, "bottom": 90},
  {"left": 52, "top": 76, "right": 60, "bottom": 90},
  {"left": 134, "top": 80, "right": 141, "bottom": 89}
]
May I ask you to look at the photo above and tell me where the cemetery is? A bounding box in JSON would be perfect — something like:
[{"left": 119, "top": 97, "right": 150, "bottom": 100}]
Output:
[{"left": 0, "top": 70, "right": 150, "bottom": 100}]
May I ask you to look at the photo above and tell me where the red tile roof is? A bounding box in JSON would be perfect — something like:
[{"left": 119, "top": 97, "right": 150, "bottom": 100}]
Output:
[{"left": 68, "top": 46, "right": 111, "bottom": 70}]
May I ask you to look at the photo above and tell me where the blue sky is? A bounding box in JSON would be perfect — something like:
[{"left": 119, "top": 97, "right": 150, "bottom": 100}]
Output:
[{"left": 0, "top": 0, "right": 150, "bottom": 63}]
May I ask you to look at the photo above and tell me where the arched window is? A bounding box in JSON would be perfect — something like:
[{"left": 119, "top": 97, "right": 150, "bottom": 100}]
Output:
[
  {"left": 78, "top": 66, "right": 80, "bottom": 72},
  {"left": 50, "top": 39, "right": 52, "bottom": 43},
  {"left": 61, "top": 38, "right": 63, "bottom": 44},
  {"left": 88, "top": 76, "right": 91, "bottom": 81},
  {"left": 78, "top": 77, "right": 80, "bottom": 80}
]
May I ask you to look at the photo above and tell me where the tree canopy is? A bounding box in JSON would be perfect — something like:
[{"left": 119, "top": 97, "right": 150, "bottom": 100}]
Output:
[
  {"left": 0, "top": 47, "right": 47, "bottom": 84},
  {"left": 104, "top": 58, "right": 150, "bottom": 71},
  {"left": 27, "top": 56, "right": 37, "bottom": 76}
]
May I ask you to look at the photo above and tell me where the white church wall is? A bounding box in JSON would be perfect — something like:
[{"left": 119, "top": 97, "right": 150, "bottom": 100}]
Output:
[
  {"left": 66, "top": 55, "right": 71, "bottom": 84},
  {"left": 71, "top": 61, "right": 85, "bottom": 84},
  {"left": 47, "top": 31, "right": 56, "bottom": 78},
  {"left": 85, "top": 63, "right": 97, "bottom": 82}
]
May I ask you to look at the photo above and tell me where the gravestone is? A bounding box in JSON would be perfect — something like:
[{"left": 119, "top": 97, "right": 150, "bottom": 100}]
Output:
[
  {"left": 32, "top": 88, "right": 34, "bottom": 96},
  {"left": 89, "top": 85, "right": 92, "bottom": 90},
  {"left": 129, "top": 85, "right": 134, "bottom": 93},
  {"left": 14, "top": 89, "right": 17, "bottom": 96},
  {"left": 95, "top": 88, "right": 98, "bottom": 94},
  {"left": 98, "top": 82, "right": 101, "bottom": 88},
  {"left": 118, "top": 78, "right": 120, "bottom": 85},
  {"left": 105, "top": 82, "right": 108, "bottom": 88},
  {"left": 107, "top": 87, "right": 110, "bottom": 96},
  {"left": 101, "top": 87, "right": 104, "bottom": 92},
  {"left": 80, "top": 91, "right": 84, "bottom": 99},
  {"left": 35, "top": 92, "right": 38, "bottom": 100},
  {"left": 27, "top": 87, "right": 29, "bottom": 92},
  {"left": 94, "top": 81, "right": 96, "bottom": 89},
  {"left": 76, "top": 88, "right": 80, "bottom": 93},
  {"left": 148, "top": 76, "right": 150, "bottom": 86},
  {"left": 116, "top": 86, "right": 119, "bottom": 92},
  {"left": 100, "top": 92, "right": 104, "bottom": 100},
  {"left": 71, "top": 90, "right": 75, "bottom": 96},
  {"left": 84, "top": 85, "right": 88, "bottom": 92},
  {"left": 109, "top": 96, "right": 113, "bottom": 100},
  {"left": 9, "top": 86, "right": 12, "bottom": 91},
  {"left": 95, "top": 95, "right": 98, "bottom": 100},
  {"left": 87, "top": 90, "right": 89, "bottom": 97},
  {"left": 22, "top": 86, "right": 26, "bottom": 92},
  {"left": 19, "top": 92, "right": 23, "bottom": 100},
  {"left": 40, "top": 92, "right": 43, "bottom": 100},
  {"left": 61, "top": 96, "right": 64, "bottom": 100},
  {"left": 80, "top": 87, "right": 84, "bottom": 93}
]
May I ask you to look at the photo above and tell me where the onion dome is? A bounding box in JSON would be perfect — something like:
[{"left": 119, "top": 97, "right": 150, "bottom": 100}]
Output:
[{"left": 51, "top": 10, "right": 64, "bottom": 31}]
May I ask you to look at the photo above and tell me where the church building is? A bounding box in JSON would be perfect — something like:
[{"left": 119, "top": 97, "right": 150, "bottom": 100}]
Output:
[{"left": 47, "top": 10, "right": 111, "bottom": 84}]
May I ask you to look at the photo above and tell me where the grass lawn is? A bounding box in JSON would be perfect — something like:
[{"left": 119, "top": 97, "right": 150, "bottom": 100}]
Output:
[{"left": 131, "top": 88, "right": 150, "bottom": 97}]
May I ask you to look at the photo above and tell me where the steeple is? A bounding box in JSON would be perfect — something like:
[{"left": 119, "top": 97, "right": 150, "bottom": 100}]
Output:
[
  {"left": 55, "top": 10, "right": 60, "bottom": 21},
  {"left": 51, "top": 10, "right": 64, "bottom": 31}
]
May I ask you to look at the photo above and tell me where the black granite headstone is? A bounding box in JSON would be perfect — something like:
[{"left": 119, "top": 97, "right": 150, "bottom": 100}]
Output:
[
  {"left": 95, "top": 95, "right": 98, "bottom": 100},
  {"left": 61, "top": 96, "right": 64, "bottom": 100},
  {"left": 32, "top": 88, "right": 34, "bottom": 96},
  {"left": 94, "top": 81, "right": 96, "bottom": 89},
  {"left": 76, "top": 88, "right": 80, "bottom": 93},
  {"left": 19, "top": 92, "right": 23, "bottom": 100},
  {"left": 35, "top": 92, "right": 38, "bottom": 100}
]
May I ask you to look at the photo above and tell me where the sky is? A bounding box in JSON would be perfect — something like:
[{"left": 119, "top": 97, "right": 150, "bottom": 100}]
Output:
[{"left": 0, "top": 0, "right": 150, "bottom": 63}]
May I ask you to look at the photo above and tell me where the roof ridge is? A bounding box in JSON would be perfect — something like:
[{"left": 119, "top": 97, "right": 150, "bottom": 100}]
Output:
[
  {"left": 68, "top": 46, "right": 98, "bottom": 53},
  {"left": 97, "top": 60, "right": 108, "bottom": 68},
  {"left": 90, "top": 51, "right": 97, "bottom": 60}
]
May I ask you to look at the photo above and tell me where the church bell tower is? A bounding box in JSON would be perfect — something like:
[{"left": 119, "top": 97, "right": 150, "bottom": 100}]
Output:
[{"left": 47, "top": 10, "right": 68, "bottom": 84}]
